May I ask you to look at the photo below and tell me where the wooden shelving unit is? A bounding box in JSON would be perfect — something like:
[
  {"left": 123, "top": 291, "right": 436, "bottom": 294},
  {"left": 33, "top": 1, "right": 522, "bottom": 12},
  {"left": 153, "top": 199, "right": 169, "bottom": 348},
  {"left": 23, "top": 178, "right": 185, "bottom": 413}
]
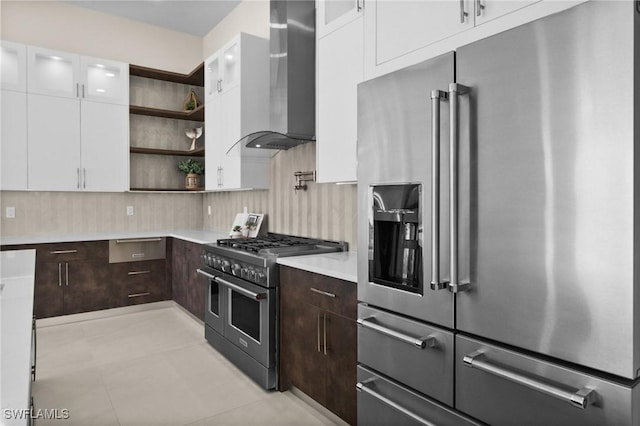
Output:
[
  {"left": 129, "top": 104, "right": 204, "bottom": 121},
  {"left": 129, "top": 63, "right": 205, "bottom": 86},
  {"left": 130, "top": 146, "right": 204, "bottom": 157},
  {"left": 129, "top": 62, "right": 205, "bottom": 192}
]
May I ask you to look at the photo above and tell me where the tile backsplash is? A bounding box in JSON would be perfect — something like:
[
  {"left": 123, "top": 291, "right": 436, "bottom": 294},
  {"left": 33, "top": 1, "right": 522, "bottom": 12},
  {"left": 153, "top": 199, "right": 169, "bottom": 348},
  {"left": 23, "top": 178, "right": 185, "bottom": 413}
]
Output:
[
  {"left": 0, "top": 191, "right": 203, "bottom": 238},
  {"left": 0, "top": 143, "right": 357, "bottom": 248},
  {"left": 203, "top": 143, "right": 357, "bottom": 248}
]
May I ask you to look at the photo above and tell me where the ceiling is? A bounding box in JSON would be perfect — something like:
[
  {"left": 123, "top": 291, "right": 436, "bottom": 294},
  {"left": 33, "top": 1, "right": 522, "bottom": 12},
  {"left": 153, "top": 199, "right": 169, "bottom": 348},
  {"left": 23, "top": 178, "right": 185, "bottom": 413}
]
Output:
[{"left": 65, "top": 1, "right": 242, "bottom": 37}]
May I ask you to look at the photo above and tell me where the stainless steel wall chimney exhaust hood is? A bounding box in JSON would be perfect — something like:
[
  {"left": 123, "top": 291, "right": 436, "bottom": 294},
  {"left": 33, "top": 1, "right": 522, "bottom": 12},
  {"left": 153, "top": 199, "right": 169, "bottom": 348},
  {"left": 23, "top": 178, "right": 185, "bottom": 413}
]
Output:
[{"left": 243, "top": 0, "right": 315, "bottom": 150}]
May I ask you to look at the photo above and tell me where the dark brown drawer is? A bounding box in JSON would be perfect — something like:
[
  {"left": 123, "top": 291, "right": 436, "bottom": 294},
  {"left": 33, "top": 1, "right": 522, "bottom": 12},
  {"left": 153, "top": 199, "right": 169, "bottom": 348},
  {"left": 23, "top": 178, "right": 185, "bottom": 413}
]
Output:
[
  {"left": 35, "top": 241, "right": 108, "bottom": 263},
  {"left": 281, "top": 266, "right": 356, "bottom": 320},
  {"left": 111, "top": 260, "right": 166, "bottom": 306}
]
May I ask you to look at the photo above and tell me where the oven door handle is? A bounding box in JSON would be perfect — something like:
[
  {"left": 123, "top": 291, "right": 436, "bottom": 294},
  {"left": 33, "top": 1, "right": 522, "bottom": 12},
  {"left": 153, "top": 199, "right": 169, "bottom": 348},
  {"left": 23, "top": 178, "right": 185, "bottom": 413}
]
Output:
[
  {"left": 197, "top": 268, "right": 217, "bottom": 280},
  {"left": 198, "top": 269, "right": 267, "bottom": 301}
]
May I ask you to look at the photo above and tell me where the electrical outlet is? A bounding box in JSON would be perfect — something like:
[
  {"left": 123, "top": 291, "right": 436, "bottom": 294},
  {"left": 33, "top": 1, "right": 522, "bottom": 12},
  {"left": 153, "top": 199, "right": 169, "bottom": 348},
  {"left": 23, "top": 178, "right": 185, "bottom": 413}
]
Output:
[
  {"left": 208, "top": 205, "right": 212, "bottom": 215},
  {"left": 5, "top": 207, "right": 15, "bottom": 218},
  {"left": 126, "top": 206, "right": 135, "bottom": 216}
]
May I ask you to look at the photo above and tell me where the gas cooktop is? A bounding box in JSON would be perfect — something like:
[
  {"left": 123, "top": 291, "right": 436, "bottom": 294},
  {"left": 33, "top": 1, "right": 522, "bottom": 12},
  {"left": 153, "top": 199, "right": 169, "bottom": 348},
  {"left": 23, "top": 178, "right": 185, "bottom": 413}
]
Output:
[{"left": 215, "top": 233, "right": 348, "bottom": 255}]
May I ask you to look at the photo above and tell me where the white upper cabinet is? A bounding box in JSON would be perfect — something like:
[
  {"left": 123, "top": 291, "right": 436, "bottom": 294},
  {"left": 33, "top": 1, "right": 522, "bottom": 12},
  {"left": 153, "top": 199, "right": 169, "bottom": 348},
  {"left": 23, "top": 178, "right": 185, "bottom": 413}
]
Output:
[
  {"left": 374, "top": 0, "right": 473, "bottom": 66},
  {"left": 80, "top": 56, "right": 129, "bottom": 105},
  {"left": 25, "top": 45, "right": 129, "bottom": 191},
  {"left": 1, "top": 41, "right": 28, "bottom": 190},
  {"left": 316, "top": 0, "right": 363, "bottom": 183},
  {"left": 317, "top": 0, "right": 363, "bottom": 37},
  {"left": 1, "top": 41, "right": 27, "bottom": 92},
  {"left": 362, "top": 0, "right": 588, "bottom": 79},
  {"left": 1, "top": 90, "right": 28, "bottom": 190},
  {"left": 204, "top": 33, "right": 270, "bottom": 191},
  {"left": 27, "top": 46, "right": 80, "bottom": 99},
  {"left": 27, "top": 46, "right": 128, "bottom": 105},
  {"left": 205, "top": 37, "right": 241, "bottom": 103}
]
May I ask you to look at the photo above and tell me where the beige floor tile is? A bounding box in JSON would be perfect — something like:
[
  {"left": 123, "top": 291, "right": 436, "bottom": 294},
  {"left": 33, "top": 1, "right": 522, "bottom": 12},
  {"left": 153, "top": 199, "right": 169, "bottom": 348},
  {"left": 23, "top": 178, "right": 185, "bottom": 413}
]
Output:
[
  {"left": 33, "top": 304, "right": 340, "bottom": 426},
  {"left": 32, "top": 368, "right": 119, "bottom": 426},
  {"left": 186, "top": 391, "right": 338, "bottom": 426}
]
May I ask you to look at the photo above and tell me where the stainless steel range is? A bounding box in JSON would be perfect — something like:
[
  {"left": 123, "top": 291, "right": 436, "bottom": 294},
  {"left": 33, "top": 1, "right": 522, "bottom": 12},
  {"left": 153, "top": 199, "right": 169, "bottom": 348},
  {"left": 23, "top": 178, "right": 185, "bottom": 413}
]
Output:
[{"left": 197, "top": 233, "right": 348, "bottom": 390}]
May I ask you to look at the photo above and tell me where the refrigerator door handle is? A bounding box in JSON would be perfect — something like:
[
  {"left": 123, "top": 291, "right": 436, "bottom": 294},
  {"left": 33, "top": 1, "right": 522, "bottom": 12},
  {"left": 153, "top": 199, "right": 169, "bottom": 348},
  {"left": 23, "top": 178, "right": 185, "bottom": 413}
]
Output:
[
  {"left": 357, "top": 317, "right": 436, "bottom": 349},
  {"left": 430, "top": 90, "right": 449, "bottom": 291},
  {"left": 448, "top": 83, "right": 471, "bottom": 293},
  {"left": 356, "top": 379, "right": 438, "bottom": 426},
  {"left": 463, "top": 350, "right": 596, "bottom": 409}
]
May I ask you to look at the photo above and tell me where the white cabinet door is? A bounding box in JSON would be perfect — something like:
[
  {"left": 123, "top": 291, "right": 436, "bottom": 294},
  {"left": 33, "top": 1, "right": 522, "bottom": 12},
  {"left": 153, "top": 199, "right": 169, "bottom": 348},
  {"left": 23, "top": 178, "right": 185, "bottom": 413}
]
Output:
[
  {"left": 205, "top": 95, "right": 223, "bottom": 190},
  {"left": 375, "top": 0, "right": 473, "bottom": 66},
  {"left": 317, "top": 0, "right": 363, "bottom": 38},
  {"left": 1, "top": 41, "right": 27, "bottom": 92},
  {"left": 1, "top": 90, "right": 28, "bottom": 190},
  {"left": 80, "top": 56, "right": 129, "bottom": 105},
  {"left": 204, "top": 33, "right": 269, "bottom": 191},
  {"left": 80, "top": 102, "right": 129, "bottom": 191},
  {"left": 220, "top": 40, "right": 240, "bottom": 94},
  {"left": 27, "top": 46, "right": 80, "bottom": 99},
  {"left": 316, "top": 15, "right": 363, "bottom": 183},
  {"left": 205, "top": 53, "right": 221, "bottom": 103},
  {"left": 27, "top": 94, "right": 81, "bottom": 190},
  {"left": 474, "top": 0, "right": 540, "bottom": 25}
]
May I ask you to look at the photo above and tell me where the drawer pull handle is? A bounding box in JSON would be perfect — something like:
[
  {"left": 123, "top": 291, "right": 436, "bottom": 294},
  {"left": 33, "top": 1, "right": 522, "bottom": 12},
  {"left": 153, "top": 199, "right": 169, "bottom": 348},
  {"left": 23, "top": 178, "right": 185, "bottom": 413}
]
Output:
[
  {"left": 132, "top": 253, "right": 146, "bottom": 259},
  {"left": 463, "top": 350, "right": 596, "bottom": 409},
  {"left": 310, "top": 287, "right": 336, "bottom": 298},
  {"left": 128, "top": 292, "right": 151, "bottom": 298},
  {"left": 128, "top": 270, "right": 151, "bottom": 275},
  {"left": 115, "top": 238, "right": 162, "bottom": 244},
  {"left": 357, "top": 317, "right": 435, "bottom": 349},
  {"left": 50, "top": 250, "right": 78, "bottom": 254},
  {"left": 356, "top": 379, "right": 437, "bottom": 426}
]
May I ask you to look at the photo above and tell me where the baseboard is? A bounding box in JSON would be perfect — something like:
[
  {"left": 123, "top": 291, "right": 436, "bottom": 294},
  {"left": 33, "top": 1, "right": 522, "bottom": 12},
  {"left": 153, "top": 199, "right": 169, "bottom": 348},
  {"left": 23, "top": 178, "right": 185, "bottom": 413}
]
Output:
[
  {"left": 289, "top": 386, "right": 350, "bottom": 426},
  {"left": 36, "top": 300, "right": 176, "bottom": 328}
]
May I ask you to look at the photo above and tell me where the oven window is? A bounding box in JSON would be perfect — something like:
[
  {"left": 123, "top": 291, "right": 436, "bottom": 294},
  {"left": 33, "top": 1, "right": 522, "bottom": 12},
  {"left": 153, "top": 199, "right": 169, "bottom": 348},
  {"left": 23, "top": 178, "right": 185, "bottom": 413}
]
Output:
[
  {"left": 209, "top": 280, "right": 220, "bottom": 316},
  {"left": 230, "top": 291, "right": 260, "bottom": 342}
]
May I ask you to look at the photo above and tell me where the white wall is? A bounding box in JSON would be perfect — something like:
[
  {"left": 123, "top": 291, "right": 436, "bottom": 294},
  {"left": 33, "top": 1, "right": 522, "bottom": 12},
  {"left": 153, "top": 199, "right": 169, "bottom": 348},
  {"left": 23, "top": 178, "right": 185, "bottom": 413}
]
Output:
[
  {"left": 0, "top": 1, "right": 203, "bottom": 73},
  {"left": 202, "top": 1, "right": 269, "bottom": 58}
]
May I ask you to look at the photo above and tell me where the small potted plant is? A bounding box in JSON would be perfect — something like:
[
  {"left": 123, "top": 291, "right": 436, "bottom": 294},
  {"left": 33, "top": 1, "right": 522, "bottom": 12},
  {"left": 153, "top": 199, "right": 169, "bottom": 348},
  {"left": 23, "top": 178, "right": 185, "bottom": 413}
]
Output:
[
  {"left": 230, "top": 225, "right": 243, "bottom": 238},
  {"left": 177, "top": 159, "right": 204, "bottom": 190}
]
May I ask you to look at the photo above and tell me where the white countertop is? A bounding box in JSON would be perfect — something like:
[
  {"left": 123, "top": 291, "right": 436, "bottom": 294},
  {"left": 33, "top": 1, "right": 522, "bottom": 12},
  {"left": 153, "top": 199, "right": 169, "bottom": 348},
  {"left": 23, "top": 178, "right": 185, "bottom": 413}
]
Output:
[
  {"left": 1, "top": 249, "right": 36, "bottom": 426},
  {"left": 277, "top": 251, "right": 358, "bottom": 283},
  {"left": 0, "top": 229, "right": 229, "bottom": 246}
]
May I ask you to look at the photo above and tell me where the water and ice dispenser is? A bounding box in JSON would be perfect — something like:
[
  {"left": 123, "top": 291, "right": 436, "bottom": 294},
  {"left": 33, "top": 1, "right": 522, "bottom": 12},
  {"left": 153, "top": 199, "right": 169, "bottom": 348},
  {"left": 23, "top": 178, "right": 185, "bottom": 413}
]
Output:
[{"left": 369, "top": 184, "right": 422, "bottom": 293}]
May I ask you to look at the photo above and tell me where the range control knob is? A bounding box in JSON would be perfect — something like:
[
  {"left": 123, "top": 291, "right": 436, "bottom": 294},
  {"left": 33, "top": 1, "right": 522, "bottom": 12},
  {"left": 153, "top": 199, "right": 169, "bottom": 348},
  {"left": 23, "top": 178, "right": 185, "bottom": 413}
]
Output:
[
  {"left": 248, "top": 269, "right": 256, "bottom": 281},
  {"left": 231, "top": 264, "right": 242, "bottom": 276},
  {"left": 221, "top": 260, "right": 231, "bottom": 272},
  {"left": 240, "top": 268, "right": 249, "bottom": 279},
  {"left": 255, "top": 272, "right": 266, "bottom": 285}
]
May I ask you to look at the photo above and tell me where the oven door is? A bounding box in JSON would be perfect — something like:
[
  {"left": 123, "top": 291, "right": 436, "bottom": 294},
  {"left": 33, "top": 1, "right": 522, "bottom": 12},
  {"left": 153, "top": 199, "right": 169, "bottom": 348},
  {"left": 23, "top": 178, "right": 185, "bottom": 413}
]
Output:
[
  {"left": 197, "top": 268, "right": 225, "bottom": 336},
  {"left": 216, "top": 272, "right": 275, "bottom": 368}
]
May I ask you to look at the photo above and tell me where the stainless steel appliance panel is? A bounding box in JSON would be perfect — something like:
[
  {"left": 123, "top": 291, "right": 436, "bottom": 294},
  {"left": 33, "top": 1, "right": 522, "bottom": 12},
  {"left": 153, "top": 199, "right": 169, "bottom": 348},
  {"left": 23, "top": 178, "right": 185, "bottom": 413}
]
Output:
[
  {"left": 220, "top": 273, "right": 275, "bottom": 368},
  {"left": 357, "top": 53, "right": 455, "bottom": 328},
  {"left": 456, "top": 334, "right": 640, "bottom": 426},
  {"left": 357, "top": 365, "right": 484, "bottom": 426},
  {"left": 198, "top": 269, "right": 225, "bottom": 336},
  {"left": 455, "top": 1, "right": 638, "bottom": 378},
  {"left": 357, "top": 304, "right": 454, "bottom": 405},
  {"left": 109, "top": 238, "right": 166, "bottom": 263}
]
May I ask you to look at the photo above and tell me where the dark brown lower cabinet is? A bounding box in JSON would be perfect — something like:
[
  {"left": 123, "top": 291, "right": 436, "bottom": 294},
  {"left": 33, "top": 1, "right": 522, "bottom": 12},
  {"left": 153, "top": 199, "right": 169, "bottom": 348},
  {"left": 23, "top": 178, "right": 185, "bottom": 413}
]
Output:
[
  {"left": 171, "top": 238, "right": 204, "bottom": 321},
  {"left": 280, "top": 266, "right": 357, "bottom": 425},
  {"left": 2, "top": 241, "right": 112, "bottom": 318},
  {"left": 110, "top": 260, "right": 167, "bottom": 307}
]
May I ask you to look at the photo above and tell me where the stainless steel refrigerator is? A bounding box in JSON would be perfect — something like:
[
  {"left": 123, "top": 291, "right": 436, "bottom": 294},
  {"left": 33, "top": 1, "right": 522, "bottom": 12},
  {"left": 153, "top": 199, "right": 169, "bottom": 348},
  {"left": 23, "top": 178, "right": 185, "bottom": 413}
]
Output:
[{"left": 356, "top": 1, "right": 640, "bottom": 424}]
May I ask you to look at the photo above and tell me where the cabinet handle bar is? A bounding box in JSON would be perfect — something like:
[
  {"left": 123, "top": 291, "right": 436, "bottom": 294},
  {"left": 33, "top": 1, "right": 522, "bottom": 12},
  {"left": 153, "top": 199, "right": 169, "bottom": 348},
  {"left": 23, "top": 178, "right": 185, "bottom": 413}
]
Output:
[{"left": 310, "top": 287, "right": 336, "bottom": 298}]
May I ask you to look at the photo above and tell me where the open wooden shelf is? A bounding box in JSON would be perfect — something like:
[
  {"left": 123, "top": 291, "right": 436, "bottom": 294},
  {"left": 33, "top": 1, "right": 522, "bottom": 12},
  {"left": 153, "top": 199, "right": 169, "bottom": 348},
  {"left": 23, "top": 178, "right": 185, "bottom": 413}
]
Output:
[
  {"left": 130, "top": 63, "right": 204, "bottom": 86},
  {"left": 130, "top": 104, "right": 204, "bottom": 121},
  {"left": 130, "top": 146, "right": 204, "bottom": 157}
]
